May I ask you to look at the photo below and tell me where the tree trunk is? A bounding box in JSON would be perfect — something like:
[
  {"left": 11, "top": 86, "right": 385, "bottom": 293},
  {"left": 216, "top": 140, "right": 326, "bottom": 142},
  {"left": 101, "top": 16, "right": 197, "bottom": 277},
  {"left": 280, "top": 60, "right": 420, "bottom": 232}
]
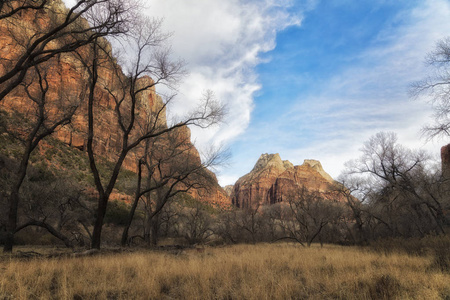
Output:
[
  {"left": 121, "top": 161, "right": 143, "bottom": 247},
  {"left": 3, "top": 142, "right": 33, "bottom": 253},
  {"left": 150, "top": 215, "right": 159, "bottom": 246},
  {"left": 15, "top": 220, "right": 73, "bottom": 248},
  {"left": 91, "top": 196, "right": 108, "bottom": 249},
  {"left": 3, "top": 191, "right": 19, "bottom": 253}
]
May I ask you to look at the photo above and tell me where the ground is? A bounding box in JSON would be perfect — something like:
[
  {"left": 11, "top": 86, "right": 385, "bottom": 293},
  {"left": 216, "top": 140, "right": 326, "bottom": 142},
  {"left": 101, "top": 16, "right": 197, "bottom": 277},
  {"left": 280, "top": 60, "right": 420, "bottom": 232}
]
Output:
[{"left": 1, "top": 243, "right": 449, "bottom": 299}]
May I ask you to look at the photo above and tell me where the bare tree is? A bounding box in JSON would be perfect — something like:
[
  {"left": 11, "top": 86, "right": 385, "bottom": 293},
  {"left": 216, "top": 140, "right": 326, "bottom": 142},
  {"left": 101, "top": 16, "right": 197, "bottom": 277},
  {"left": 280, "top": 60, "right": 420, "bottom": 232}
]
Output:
[
  {"left": 240, "top": 205, "right": 263, "bottom": 243},
  {"left": 229, "top": 204, "right": 274, "bottom": 244},
  {"left": 78, "top": 16, "right": 224, "bottom": 249},
  {"left": 0, "top": 0, "right": 225, "bottom": 251},
  {"left": 214, "top": 203, "right": 280, "bottom": 245},
  {"left": 0, "top": 0, "right": 136, "bottom": 252},
  {"left": 121, "top": 128, "right": 225, "bottom": 246},
  {"left": 0, "top": 0, "right": 133, "bottom": 102},
  {"left": 215, "top": 209, "right": 240, "bottom": 244},
  {"left": 2, "top": 63, "right": 80, "bottom": 252},
  {"left": 341, "top": 132, "right": 447, "bottom": 239},
  {"left": 14, "top": 175, "right": 90, "bottom": 248},
  {"left": 332, "top": 178, "right": 370, "bottom": 244},
  {"left": 0, "top": 0, "right": 47, "bottom": 21},
  {"left": 279, "top": 186, "right": 342, "bottom": 247},
  {"left": 180, "top": 200, "right": 214, "bottom": 245},
  {"left": 411, "top": 37, "right": 450, "bottom": 139},
  {"left": 410, "top": 38, "right": 450, "bottom": 222}
]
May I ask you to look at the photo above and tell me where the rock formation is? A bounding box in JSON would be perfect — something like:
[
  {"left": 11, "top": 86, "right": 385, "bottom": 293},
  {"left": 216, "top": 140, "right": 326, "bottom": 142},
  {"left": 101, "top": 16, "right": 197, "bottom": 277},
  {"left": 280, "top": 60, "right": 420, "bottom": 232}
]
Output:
[
  {"left": 223, "top": 185, "right": 234, "bottom": 196},
  {"left": 441, "top": 144, "right": 450, "bottom": 180},
  {"left": 440, "top": 144, "right": 450, "bottom": 203},
  {"left": 0, "top": 0, "right": 230, "bottom": 208},
  {"left": 231, "top": 153, "right": 338, "bottom": 208}
]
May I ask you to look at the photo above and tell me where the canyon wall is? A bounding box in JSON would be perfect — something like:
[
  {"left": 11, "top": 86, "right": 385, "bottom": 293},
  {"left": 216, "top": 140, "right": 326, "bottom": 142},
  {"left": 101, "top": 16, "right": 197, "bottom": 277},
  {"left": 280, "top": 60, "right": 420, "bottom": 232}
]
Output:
[{"left": 0, "top": 0, "right": 230, "bottom": 208}]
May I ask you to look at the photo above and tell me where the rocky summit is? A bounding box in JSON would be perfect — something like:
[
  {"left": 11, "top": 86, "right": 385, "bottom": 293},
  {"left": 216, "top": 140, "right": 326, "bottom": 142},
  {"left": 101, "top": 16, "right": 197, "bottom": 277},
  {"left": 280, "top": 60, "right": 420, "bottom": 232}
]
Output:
[{"left": 231, "top": 153, "right": 337, "bottom": 208}]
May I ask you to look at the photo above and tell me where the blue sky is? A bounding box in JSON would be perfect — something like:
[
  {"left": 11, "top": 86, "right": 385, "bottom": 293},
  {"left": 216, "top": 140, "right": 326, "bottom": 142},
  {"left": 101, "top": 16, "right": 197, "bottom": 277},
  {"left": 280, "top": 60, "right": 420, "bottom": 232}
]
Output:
[
  {"left": 149, "top": 0, "right": 450, "bottom": 185},
  {"left": 64, "top": 0, "right": 450, "bottom": 185}
]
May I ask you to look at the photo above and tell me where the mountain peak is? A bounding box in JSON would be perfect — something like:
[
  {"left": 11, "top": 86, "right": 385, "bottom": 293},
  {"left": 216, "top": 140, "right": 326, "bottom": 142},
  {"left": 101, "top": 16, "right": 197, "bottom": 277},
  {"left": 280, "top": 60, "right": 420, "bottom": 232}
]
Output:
[
  {"left": 302, "top": 159, "right": 334, "bottom": 183},
  {"left": 251, "top": 153, "right": 293, "bottom": 173},
  {"left": 232, "top": 155, "right": 337, "bottom": 208}
]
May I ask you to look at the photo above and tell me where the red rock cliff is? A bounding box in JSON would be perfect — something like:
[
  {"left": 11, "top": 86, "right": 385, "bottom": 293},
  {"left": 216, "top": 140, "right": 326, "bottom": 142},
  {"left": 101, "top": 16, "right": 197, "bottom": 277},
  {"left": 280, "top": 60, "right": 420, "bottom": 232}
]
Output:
[
  {"left": 0, "top": 0, "right": 230, "bottom": 208},
  {"left": 231, "top": 154, "right": 339, "bottom": 208}
]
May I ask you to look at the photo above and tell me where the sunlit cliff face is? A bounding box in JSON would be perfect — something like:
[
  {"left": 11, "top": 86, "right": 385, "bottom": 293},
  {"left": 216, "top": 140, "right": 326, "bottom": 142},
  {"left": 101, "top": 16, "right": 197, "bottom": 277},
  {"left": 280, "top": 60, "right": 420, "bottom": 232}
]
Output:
[{"left": 231, "top": 153, "right": 339, "bottom": 208}]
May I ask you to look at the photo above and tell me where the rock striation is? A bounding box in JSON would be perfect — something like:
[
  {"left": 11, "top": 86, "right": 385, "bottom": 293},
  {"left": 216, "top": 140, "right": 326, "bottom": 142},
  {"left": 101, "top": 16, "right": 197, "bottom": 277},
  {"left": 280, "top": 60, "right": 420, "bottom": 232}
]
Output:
[{"left": 231, "top": 153, "right": 337, "bottom": 208}]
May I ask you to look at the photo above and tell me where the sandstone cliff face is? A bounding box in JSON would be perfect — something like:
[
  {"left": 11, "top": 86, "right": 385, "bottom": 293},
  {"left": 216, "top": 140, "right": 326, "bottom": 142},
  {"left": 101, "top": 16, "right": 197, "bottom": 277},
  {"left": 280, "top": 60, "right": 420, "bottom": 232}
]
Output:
[
  {"left": 231, "top": 154, "right": 292, "bottom": 208},
  {"left": 441, "top": 144, "right": 450, "bottom": 180},
  {"left": 0, "top": 0, "right": 230, "bottom": 208},
  {"left": 231, "top": 154, "right": 337, "bottom": 208},
  {"left": 440, "top": 144, "right": 450, "bottom": 202},
  {"left": 223, "top": 185, "right": 234, "bottom": 197},
  {"left": 0, "top": 0, "right": 152, "bottom": 170}
]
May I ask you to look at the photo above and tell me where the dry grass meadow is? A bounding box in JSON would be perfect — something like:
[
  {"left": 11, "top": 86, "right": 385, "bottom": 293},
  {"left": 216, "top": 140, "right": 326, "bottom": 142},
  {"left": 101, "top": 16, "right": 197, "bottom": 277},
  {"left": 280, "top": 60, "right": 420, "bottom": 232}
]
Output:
[{"left": 0, "top": 243, "right": 449, "bottom": 299}]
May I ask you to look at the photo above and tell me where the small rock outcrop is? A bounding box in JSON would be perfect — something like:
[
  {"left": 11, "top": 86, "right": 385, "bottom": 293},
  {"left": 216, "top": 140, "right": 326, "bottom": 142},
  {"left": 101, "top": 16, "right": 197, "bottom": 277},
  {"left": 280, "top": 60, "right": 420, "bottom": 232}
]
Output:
[{"left": 231, "top": 154, "right": 337, "bottom": 208}]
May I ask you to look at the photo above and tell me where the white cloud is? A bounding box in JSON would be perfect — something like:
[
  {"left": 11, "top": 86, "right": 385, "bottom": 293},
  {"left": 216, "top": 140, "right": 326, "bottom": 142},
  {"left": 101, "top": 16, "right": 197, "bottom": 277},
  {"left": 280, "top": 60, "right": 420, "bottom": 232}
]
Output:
[
  {"left": 145, "top": 0, "right": 302, "bottom": 151},
  {"left": 61, "top": 0, "right": 303, "bottom": 185},
  {"left": 62, "top": 0, "right": 76, "bottom": 7}
]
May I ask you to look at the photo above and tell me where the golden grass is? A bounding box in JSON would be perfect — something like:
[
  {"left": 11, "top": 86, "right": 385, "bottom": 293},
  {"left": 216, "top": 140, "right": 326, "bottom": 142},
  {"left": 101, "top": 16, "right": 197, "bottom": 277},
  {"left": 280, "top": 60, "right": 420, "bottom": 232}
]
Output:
[{"left": 1, "top": 243, "right": 449, "bottom": 299}]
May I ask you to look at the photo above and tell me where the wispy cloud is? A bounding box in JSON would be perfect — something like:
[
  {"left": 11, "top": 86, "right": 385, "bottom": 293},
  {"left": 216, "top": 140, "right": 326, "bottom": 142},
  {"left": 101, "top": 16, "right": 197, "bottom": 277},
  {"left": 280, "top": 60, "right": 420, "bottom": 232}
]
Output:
[
  {"left": 279, "top": 0, "right": 450, "bottom": 178},
  {"left": 145, "top": 0, "right": 303, "bottom": 149},
  {"left": 218, "top": 0, "right": 450, "bottom": 185}
]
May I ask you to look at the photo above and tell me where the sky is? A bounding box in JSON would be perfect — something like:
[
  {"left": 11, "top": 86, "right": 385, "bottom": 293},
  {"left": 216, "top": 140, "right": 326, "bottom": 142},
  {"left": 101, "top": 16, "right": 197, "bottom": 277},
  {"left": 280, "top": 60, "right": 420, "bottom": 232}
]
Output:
[{"left": 67, "top": 0, "right": 450, "bottom": 186}]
